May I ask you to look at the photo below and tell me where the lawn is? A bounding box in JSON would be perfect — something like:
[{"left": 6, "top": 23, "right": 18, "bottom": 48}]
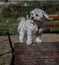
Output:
[
  {"left": 0, "top": 20, "right": 59, "bottom": 35},
  {"left": 0, "top": 17, "right": 59, "bottom": 35},
  {"left": 0, "top": 13, "right": 59, "bottom": 35}
]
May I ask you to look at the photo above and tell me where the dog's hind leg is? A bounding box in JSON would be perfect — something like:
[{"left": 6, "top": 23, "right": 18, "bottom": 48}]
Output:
[{"left": 19, "top": 28, "right": 25, "bottom": 43}]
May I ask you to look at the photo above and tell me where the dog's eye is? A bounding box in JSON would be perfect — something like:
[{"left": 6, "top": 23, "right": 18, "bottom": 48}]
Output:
[{"left": 36, "top": 14, "right": 39, "bottom": 16}]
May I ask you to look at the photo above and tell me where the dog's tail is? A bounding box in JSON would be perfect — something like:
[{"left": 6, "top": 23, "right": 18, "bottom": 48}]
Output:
[
  {"left": 17, "top": 17, "right": 26, "bottom": 22},
  {"left": 17, "top": 17, "right": 26, "bottom": 32}
]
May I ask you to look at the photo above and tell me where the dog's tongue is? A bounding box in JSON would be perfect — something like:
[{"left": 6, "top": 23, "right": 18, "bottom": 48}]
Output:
[
  {"left": 31, "top": 20, "right": 41, "bottom": 31},
  {"left": 31, "top": 20, "right": 35, "bottom": 25}
]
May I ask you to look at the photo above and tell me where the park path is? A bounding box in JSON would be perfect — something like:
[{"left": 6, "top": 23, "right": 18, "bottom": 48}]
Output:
[
  {"left": 10, "top": 34, "right": 59, "bottom": 43},
  {"left": 0, "top": 34, "right": 59, "bottom": 44}
]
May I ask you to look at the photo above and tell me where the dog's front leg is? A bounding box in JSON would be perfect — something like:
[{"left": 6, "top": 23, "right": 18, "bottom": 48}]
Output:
[
  {"left": 19, "top": 28, "right": 25, "bottom": 43},
  {"left": 26, "top": 29, "right": 33, "bottom": 45}
]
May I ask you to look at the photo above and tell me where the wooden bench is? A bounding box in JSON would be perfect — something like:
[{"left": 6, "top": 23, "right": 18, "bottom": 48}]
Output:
[
  {"left": 45, "top": 24, "right": 59, "bottom": 27},
  {"left": 49, "top": 14, "right": 59, "bottom": 20},
  {"left": 14, "top": 42, "right": 59, "bottom": 65}
]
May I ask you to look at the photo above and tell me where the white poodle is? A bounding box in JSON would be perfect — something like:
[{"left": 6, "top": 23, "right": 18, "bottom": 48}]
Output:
[{"left": 17, "top": 8, "right": 53, "bottom": 45}]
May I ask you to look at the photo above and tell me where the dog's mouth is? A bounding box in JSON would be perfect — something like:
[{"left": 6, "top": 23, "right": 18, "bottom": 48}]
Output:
[
  {"left": 33, "top": 19, "right": 41, "bottom": 24},
  {"left": 31, "top": 16, "right": 40, "bottom": 25},
  {"left": 33, "top": 19, "right": 39, "bottom": 22},
  {"left": 30, "top": 20, "right": 40, "bottom": 26}
]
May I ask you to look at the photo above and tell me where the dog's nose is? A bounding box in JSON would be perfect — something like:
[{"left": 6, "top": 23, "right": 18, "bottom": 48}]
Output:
[{"left": 31, "top": 17, "right": 34, "bottom": 20}]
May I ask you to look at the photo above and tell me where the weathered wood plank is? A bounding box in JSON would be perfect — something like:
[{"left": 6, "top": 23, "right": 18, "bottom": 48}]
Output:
[{"left": 14, "top": 42, "right": 59, "bottom": 65}]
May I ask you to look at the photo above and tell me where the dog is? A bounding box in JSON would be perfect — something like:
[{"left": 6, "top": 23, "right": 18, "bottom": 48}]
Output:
[
  {"left": 17, "top": 16, "right": 38, "bottom": 45},
  {"left": 17, "top": 8, "right": 53, "bottom": 45}
]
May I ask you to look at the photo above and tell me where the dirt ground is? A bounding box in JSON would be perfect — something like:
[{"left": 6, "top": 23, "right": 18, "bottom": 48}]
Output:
[
  {"left": 0, "top": 34, "right": 59, "bottom": 65},
  {"left": 10, "top": 34, "right": 59, "bottom": 43}
]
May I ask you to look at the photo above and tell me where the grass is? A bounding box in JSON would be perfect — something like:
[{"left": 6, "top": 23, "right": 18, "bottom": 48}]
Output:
[{"left": 0, "top": 16, "right": 59, "bottom": 35}]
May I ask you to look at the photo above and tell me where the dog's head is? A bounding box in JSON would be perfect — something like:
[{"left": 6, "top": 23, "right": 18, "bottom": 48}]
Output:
[{"left": 30, "top": 12, "right": 41, "bottom": 23}]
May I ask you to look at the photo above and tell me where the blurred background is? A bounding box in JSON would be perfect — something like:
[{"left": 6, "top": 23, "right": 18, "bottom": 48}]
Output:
[
  {"left": 0, "top": 1, "right": 59, "bottom": 65},
  {"left": 0, "top": 1, "right": 59, "bottom": 35}
]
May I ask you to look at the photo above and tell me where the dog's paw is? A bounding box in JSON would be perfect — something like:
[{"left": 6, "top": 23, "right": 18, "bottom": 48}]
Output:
[
  {"left": 26, "top": 41, "right": 33, "bottom": 45},
  {"left": 35, "top": 37, "right": 42, "bottom": 43}
]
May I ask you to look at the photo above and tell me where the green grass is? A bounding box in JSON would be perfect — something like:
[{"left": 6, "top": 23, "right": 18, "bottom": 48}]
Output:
[
  {"left": 0, "top": 24, "right": 59, "bottom": 35},
  {"left": 44, "top": 27, "right": 59, "bottom": 32},
  {"left": 0, "top": 17, "right": 59, "bottom": 35}
]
